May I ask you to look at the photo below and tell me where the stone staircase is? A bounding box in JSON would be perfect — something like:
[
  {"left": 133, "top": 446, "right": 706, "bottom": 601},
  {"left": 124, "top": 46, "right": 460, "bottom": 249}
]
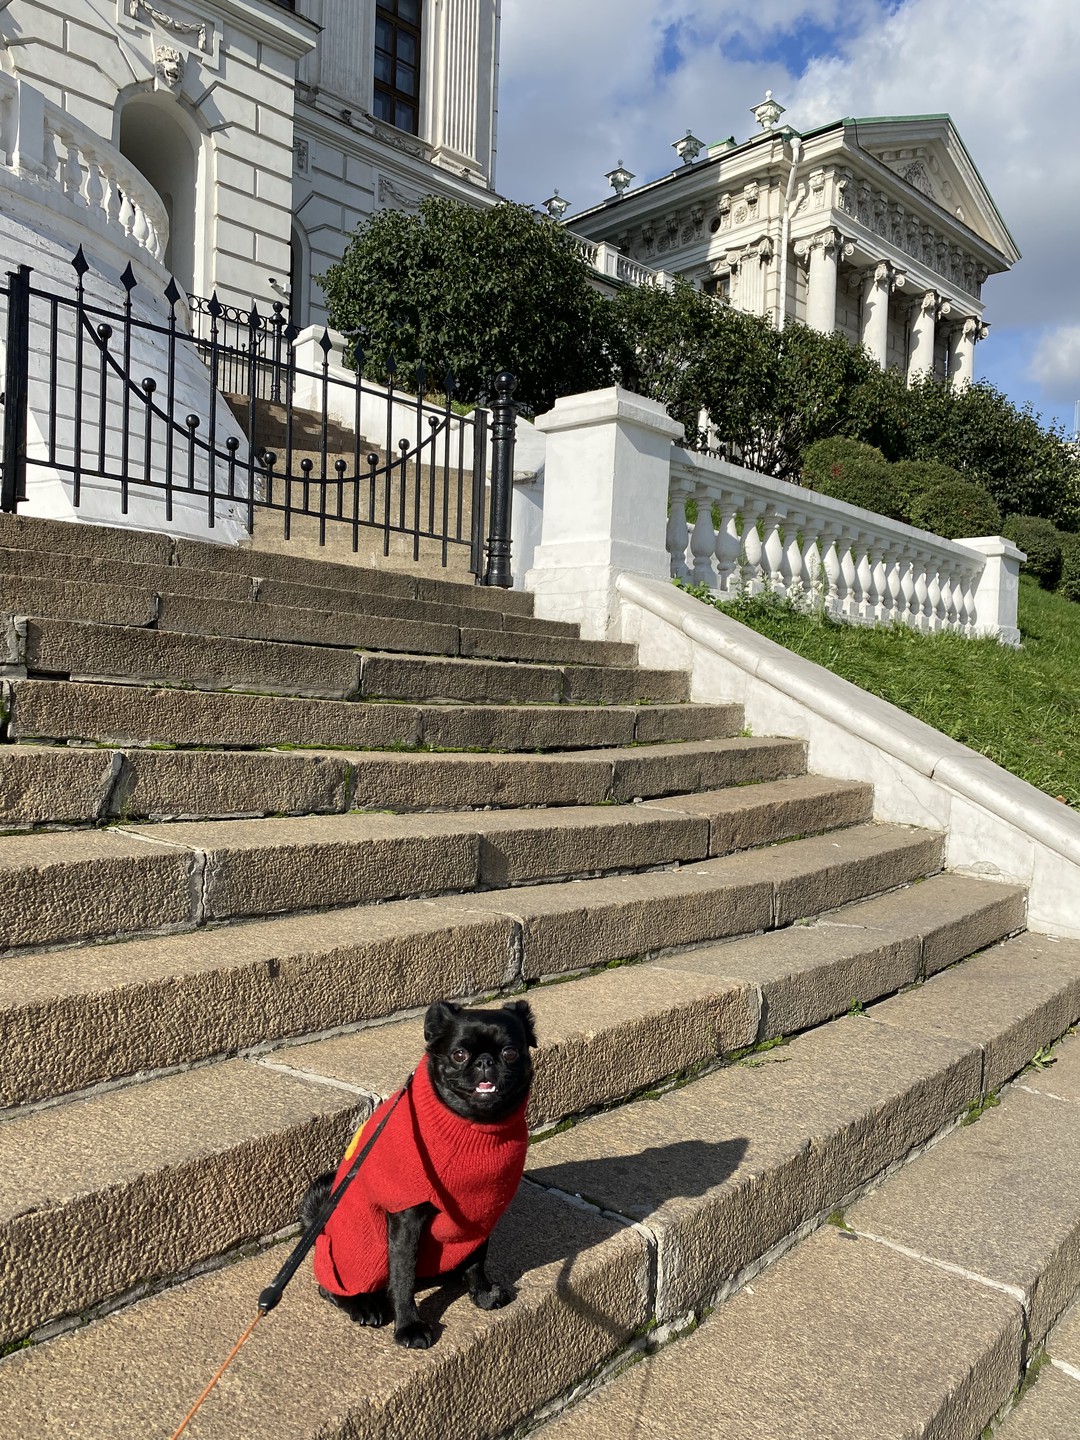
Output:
[{"left": 0, "top": 512, "right": 1077, "bottom": 1439}]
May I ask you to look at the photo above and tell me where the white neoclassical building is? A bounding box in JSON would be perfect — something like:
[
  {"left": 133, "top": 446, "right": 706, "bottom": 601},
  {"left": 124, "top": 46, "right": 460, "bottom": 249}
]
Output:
[
  {"left": 565, "top": 95, "right": 1020, "bottom": 384},
  {"left": 0, "top": 0, "right": 501, "bottom": 322}
]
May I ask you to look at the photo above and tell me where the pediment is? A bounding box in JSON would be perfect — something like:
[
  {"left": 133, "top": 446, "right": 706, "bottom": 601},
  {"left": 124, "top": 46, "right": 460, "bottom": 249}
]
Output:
[{"left": 856, "top": 117, "right": 1018, "bottom": 262}]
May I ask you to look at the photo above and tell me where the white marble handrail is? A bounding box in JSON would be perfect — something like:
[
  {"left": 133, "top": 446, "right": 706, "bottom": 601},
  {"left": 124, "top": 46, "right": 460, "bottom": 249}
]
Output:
[
  {"left": 668, "top": 446, "right": 1021, "bottom": 642},
  {"left": 0, "top": 72, "right": 168, "bottom": 263}
]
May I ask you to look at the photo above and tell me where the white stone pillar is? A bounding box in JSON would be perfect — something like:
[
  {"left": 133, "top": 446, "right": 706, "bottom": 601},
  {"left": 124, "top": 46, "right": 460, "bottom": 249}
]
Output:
[
  {"left": 806, "top": 232, "right": 838, "bottom": 334},
  {"left": 860, "top": 260, "right": 904, "bottom": 366},
  {"left": 430, "top": 0, "right": 497, "bottom": 179},
  {"left": 794, "top": 229, "right": 852, "bottom": 336},
  {"left": 525, "top": 387, "right": 683, "bottom": 639},
  {"left": 908, "top": 290, "right": 948, "bottom": 380},
  {"left": 958, "top": 536, "right": 1024, "bottom": 647},
  {"left": 950, "top": 317, "right": 987, "bottom": 386}
]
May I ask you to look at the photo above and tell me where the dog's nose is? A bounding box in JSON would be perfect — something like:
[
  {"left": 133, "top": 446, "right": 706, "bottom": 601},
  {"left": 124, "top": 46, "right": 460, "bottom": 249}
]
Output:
[{"left": 476, "top": 1053, "right": 495, "bottom": 1073}]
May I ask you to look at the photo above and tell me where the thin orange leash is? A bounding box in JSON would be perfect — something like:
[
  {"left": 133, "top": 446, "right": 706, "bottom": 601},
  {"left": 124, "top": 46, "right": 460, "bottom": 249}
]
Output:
[{"left": 168, "top": 1310, "right": 263, "bottom": 1440}]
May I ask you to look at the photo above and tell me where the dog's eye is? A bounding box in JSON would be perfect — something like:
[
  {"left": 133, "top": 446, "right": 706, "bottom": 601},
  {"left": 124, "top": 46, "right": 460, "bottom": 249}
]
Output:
[
  {"left": 450, "top": 1048, "right": 469, "bottom": 1066},
  {"left": 501, "top": 1047, "right": 519, "bottom": 1063}
]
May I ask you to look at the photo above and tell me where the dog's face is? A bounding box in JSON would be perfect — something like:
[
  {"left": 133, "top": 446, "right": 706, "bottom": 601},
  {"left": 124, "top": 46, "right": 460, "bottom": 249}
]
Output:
[{"left": 424, "top": 999, "right": 536, "bottom": 1122}]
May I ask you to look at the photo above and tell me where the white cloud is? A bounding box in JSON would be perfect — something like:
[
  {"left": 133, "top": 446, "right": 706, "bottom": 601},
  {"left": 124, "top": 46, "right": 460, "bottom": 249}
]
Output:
[
  {"left": 1030, "top": 325, "right": 1080, "bottom": 402},
  {"left": 496, "top": 0, "right": 1080, "bottom": 423}
]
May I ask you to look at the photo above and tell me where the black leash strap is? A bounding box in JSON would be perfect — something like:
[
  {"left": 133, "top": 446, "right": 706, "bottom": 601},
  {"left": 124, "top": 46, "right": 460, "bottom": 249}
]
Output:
[{"left": 257, "top": 1070, "right": 415, "bottom": 1314}]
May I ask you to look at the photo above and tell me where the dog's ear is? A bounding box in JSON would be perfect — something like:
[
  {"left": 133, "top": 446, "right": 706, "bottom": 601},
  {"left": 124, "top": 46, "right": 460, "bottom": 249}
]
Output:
[
  {"left": 503, "top": 999, "right": 537, "bottom": 1048},
  {"left": 424, "top": 1000, "right": 462, "bottom": 1045}
]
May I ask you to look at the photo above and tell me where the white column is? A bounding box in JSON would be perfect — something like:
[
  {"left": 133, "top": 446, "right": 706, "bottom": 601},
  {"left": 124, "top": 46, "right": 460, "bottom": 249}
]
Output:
[
  {"left": 525, "top": 388, "right": 683, "bottom": 638},
  {"left": 950, "top": 317, "right": 987, "bottom": 387},
  {"left": 860, "top": 261, "right": 904, "bottom": 366},
  {"left": 908, "top": 290, "right": 947, "bottom": 380},
  {"left": 430, "top": 0, "right": 496, "bottom": 177},
  {"left": 794, "top": 230, "right": 849, "bottom": 335}
]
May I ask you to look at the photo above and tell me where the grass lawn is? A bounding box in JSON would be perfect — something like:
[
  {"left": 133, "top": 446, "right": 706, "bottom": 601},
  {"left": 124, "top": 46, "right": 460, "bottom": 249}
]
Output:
[{"left": 685, "top": 575, "right": 1080, "bottom": 810}]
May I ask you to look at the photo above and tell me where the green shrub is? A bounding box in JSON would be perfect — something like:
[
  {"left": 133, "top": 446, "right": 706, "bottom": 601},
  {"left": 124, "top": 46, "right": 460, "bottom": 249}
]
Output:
[
  {"left": 889, "top": 459, "right": 967, "bottom": 522},
  {"left": 908, "top": 479, "right": 1002, "bottom": 540},
  {"left": 1002, "top": 515, "right": 1063, "bottom": 589},
  {"left": 800, "top": 438, "right": 903, "bottom": 520},
  {"left": 1059, "top": 533, "right": 1080, "bottom": 604}
]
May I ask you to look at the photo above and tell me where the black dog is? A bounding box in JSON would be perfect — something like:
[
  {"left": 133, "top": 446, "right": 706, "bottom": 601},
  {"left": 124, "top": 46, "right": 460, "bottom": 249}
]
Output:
[{"left": 301, "top": 998, "right": 536, "bottom": 1348}]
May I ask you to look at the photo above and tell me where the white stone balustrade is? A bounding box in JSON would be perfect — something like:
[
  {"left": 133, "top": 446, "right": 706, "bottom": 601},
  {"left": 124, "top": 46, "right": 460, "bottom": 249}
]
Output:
[
  {"left": 0, "top": 71, "right": 168, "bottom": 267},
  {"left": 667, "top": 447, "right": 1024, "bottom": 645}
]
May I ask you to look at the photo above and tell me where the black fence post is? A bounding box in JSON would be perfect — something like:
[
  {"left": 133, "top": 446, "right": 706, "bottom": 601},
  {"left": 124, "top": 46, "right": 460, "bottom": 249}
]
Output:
[
  {"left": 483, "top": 370, "right": 517, "bottom": 588},
  {"left": 2, "top": 265, "right": 31, "bottom": 513}
]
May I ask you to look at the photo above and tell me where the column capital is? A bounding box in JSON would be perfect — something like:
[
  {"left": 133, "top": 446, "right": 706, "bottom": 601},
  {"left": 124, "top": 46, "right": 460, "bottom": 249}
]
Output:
[
  {"left": 861, "top": 258, "right": 906, "bottom": 292},
  {"left": 793, "top": 227, "right": 853, "bottom": 263}
]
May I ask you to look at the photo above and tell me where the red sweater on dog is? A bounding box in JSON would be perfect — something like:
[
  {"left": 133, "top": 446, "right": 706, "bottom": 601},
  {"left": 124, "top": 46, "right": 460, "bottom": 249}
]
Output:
[{"left": 313, "top": 1054, "right": 529, "bottom": 1296}]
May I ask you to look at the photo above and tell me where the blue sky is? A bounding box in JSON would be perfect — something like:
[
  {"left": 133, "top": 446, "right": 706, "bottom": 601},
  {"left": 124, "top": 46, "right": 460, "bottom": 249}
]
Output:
[{"left": 497, "top": 0, "right": 1080, "bottom": 438}]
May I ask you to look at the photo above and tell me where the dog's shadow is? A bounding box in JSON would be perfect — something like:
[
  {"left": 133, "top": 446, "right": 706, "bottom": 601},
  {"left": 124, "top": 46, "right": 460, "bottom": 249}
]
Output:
[{"left": 414, "top": 1135, "right": 749, "bottom": 1336}]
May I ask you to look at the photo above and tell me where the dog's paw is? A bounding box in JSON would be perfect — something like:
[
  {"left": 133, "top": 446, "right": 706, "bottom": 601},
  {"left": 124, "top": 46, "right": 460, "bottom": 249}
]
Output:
[
  {"left": 347, "top": 1295, "right": 390, "bottom": 1328},
  {"left": 394, "top": 1319, "right": 434, "bottom": 1349},
  {"left": 470, "top": 1280, "right": 514, "bottom": 1310}
]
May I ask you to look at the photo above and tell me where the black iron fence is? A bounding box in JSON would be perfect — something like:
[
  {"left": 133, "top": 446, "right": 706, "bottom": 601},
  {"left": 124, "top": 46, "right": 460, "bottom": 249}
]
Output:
[{"left": 0, "top": 249, "right": 516, "bottom": 584}]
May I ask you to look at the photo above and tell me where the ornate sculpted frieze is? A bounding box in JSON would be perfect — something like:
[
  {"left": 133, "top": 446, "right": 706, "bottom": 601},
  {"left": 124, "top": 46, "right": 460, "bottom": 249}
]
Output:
[
  {"left": 126, "top": 0, "right": 211, "bottom": 54},
  {"left": 835, "top": 167, "right": 983, "bottom": 297}
]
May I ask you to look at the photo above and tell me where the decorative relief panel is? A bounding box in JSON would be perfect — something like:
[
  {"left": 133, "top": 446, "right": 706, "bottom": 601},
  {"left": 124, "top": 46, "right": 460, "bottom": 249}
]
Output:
[{"left": 835, "top": 167, "right": 986, "bottom": 297}]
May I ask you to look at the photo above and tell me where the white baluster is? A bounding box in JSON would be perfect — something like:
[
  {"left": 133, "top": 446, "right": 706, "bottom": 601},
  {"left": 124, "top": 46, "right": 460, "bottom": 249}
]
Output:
[
  {"left": 784, "top": 511, "right": 806, "bottom": 610},
  {"left": 103, "top": 168, "right": 122, "bottom": 228},
  {"left": 689, "top": 487, "right": 717, "bottom": 586},
  {"left": 62, "top": 135, "right": 84, "bottom": 203},
  {"left": 763, "top": 510, "right": 785, "bottom": 598},
  {"left": 713, "top": 493, "right": 743, "bottom": 597},
  {"left": 132, "top": 199, "right": 151, "bottom": 251},
  {"left": 821, "top": 528, "right": 842, "bottom": 618},
  {"left": 882, "top": 547, "right": 901, "bottom": 626},
  {"left": 855, "top": 536, "right": 875, "bottom": 623},
  {"left": 928, "top": 567, "right": 945, "bottom": 631},
  {"left": 839, "top": 531, "right": 858, "bottom": 621},
  {"left": 667, "top": 476, "right": 692, "bottom": 581},
  {"left": 741, "top": 504, "right": 764, "bottom": 595},
  {"left": 83, "top": 153, "right": 104, "bottom": 213},
  {"left": 939, "top": 572, "right": 956, "bottom": 631},
  {"left": 875, "top": 544, "right": 892, "bottom": 624},
  {"left": 898, "top": 550, "right": 917, "bottom": 629},
  {"left": 118, "top": 187, "right": 135, "bottom": 237}
]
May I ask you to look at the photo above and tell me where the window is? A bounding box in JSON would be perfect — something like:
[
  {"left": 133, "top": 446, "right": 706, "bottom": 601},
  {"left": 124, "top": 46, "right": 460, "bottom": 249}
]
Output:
[{"left": 374, "top": 0, "right": 422, "bottom": 135}]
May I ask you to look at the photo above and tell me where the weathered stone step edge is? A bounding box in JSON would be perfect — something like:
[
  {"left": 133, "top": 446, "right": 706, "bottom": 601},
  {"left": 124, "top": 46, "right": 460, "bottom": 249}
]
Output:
[
  {"left": 12, "top": 617, "right": 690, "bottom": 706},
  {"left": 1, "top": 933, "right": 1073, "bottom": 1440},
  {"left": 0, "top": 734, "right": 806, "bottom": 827},
  {"left": 0, "top": 510, "right": 540, "bottom": 616},
  {"left": 0, "top": 815, "right": 937, "bottom": 1105},
  {"left": 0, "top": 545, "right": 582, "bottom": 638},
  {"left": 0, "top": 576, "right": 636, "bottom": 669},
  {"left": 0, "top": 800, "right": 908, "bottom": 956},
  {"left": 0, "top": 887, "right": 1031, "bottom": 1347},
  {"left": 5, "top": 679, "right": 742, "bottom": 754},
  {"left": 531, "top": 948, "right": 1080, "bottom": 1440}
]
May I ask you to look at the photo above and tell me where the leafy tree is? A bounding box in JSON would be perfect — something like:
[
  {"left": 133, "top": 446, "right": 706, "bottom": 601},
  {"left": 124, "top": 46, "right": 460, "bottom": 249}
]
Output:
[
  {"left": 611, "top": 283, "right": 874, "bottom": 476},
  {"left": 319, "top": 198, "right": 615, "bottom": 414}
]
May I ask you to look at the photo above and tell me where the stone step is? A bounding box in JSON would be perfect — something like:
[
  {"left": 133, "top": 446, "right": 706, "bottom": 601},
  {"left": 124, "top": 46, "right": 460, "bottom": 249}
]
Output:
[
  {"left": 0, "top": 874, "right": 1025, "bottom": 1345},
  {"left": 2, "top": 930, "right": 1074, "bottom": 1440},
  {"left": 1, "top": 815, "right": 935, "bottom": 1105},
  {"left": 0, "top": 735, "right": 809, "bottom": 826},
  {"left": 0, "top": 543, "right": 577, "bottom": 637},
  {"left": 533, "top": 933, "right": 1080, "bottom": 1440},
  {"left": 997, "top": 1295, "right": 1080, "bottom": 1437},
  {"left": 0, "top": 575, "right": 633, "bottom": 669},
  {"left": 0, "top": 510, "right": 538, "bottom": 616},
  {"left": 13, "top": 617, "right": 687, "bottom": 705},
  {"left": 0, "top": 809, "right": 924, "bottom": 956},
  {"left": 5, "top": 679, "right": 741, "bottom": 753}
]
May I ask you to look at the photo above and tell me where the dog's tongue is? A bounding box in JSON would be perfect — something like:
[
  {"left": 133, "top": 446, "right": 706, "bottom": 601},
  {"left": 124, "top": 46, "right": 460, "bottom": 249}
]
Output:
[{"left": 475, "top": 1081, "right": 497, "bottom": 1094}]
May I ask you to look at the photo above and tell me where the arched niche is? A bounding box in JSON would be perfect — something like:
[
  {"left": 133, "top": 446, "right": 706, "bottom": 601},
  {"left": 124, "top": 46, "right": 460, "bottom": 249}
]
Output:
[{"left": 116, "top": 92, "right": 204, "bottom": 297}]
